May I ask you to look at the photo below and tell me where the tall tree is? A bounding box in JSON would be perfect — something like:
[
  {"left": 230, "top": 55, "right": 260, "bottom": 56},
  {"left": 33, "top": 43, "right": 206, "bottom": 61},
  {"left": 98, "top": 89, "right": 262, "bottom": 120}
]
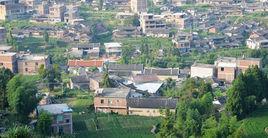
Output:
[
  {"left": 0, "top": 68, "right": 14, "bottom": 110},
  {"left": 7, "top": 75, "right": 40, "bottom": 122},
  {"left": 43, "top": 31, "right": 49, "bottom": 45},
  {"left": 36, "top": 111, "right": 52, "bottom": 136},
  {"left": 101, "top": 72, "right": 113, "bottom": 88},
  {"left": 39, "top": 64, "right": 62, "bottom": 92}
]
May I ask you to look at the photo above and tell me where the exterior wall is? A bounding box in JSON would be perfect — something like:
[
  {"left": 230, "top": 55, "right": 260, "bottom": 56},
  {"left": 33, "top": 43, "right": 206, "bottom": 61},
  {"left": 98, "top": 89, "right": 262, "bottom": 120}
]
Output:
[
  {"left": 191, "top": 66, "right": 214, "bottom": 78},
  {"left": 157, "top": 76, "right": 178, "bottom": 81},
  {"left": 51, "top": 113, "right": 73, "bottom": 134},
  {"left": 49, "top": 5, "right": 65, "bottom": 22},
  {"left": 131, "top": 0, "right": 147, "bottom": 13},
  {"left": 128, "top": 108, "right": 176, "bottom": 117},
  {"left": 94, "top": 97, "right": 128, "bottom": 115},
  {"left": 237, "top": 59, "right": 261, "bottom": 72},
  {"left": 17, "top": 58, "right": 50, "bottom": 75},
  {"left": 217, "top": 67, "right": 236, "bottom": 83},
  {"left": 89, "top": 78, "right": 100, "bottom": 91},
  {"left": 0, "top": 53, "right": 17, "bottom": 72},
  {"left": 0, "top": 5, "right": 7, "bottom": 20}
]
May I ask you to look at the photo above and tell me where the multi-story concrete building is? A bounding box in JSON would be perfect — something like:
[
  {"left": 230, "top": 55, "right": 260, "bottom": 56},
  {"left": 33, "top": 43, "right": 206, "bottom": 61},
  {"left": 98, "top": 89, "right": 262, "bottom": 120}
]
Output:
[
  {"left": 94, "top": 88, "right": 131, "bottom": 115},
  {"left": 0, "top": 52, "right": 17, "bottom": 72},
  {"left": 0, "top": 1, "right": 27, "bottom": 20},
  {"left": 104, "top": 42, "right": 122, "bottom": 57},
  {"left": 17, "top": 54, "right": 51, "bottom": 75},
  {"left": 131, "top": 0, "right": 147, "bottom": 13},
  {"left": 163, "top": 12, "right": 192, "bottom": 30},
  {"left": 215, "top": 57, "right": 262, "bottom": 83},
  {"left": 48, "top": 4, "right": 66, "bottom": 22},
  {"left": 140, "top": 13, "right": 169, "bottom": 37},
  {"left": 37, "top": 104, "right": 73, "bottom": 134}
]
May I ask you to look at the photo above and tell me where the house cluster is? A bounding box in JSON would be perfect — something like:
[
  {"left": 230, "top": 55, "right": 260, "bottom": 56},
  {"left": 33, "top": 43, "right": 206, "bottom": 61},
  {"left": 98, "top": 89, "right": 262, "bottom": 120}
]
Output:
[
  {"left": 190, "top": 57, "right": 262, "bottom": 83},
  {"left": 11, "top": 24, "right": 91, "bottom": 43},
  {"left": 0, "top": 45, "right": 51, "bottom": 74},
  {"left": 246, "top": 29, "right": 268, "bottom": 49},
  {"left": 67, "top": 61, "right": 183, "bottom": 116},
  {"left": 94, "top": 88, "right": 177, "bottom": 116}
]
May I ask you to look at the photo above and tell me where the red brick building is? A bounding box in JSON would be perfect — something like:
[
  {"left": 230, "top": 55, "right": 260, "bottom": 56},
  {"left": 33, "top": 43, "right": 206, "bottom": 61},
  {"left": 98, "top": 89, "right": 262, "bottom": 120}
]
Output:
[{"left": 94, "top": 88, "right": 130, "bottom": 115}]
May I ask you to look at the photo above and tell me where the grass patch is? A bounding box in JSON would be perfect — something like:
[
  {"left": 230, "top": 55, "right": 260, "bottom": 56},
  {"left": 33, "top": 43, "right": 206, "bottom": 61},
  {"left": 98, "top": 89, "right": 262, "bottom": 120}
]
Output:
[
  {"left": 64, "top": 95, "right": 160, "bottom": 138},
  {"left": 239, "top": 108, "right": 268, "bottom": 138}
]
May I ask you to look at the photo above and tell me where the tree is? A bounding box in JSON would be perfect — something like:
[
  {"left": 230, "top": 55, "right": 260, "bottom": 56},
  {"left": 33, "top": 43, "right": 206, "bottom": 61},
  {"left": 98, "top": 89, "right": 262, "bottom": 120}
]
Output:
[
  {"left": 226, "top": 66, "right": 268, "bottom": 119},
  {"left": 121, "top": 45, "right": 135, "bottom": 64},
  {"left": 132, "top": 14, "right": 140, "bottom": 26},
  {"left": 39, "top": 64, "right": 62, "bottom": 92},
  {"left": 0, "top": 68, "right": 14, "bottom": 110},
  {"left": 226, "top": 74, "right": 248, "bottom": 119},
  {"left": 4, "top": 125, "right": 32, "bottom": 138},
  {"left": 158, "top": 109, "right": 175, "bottom": 137},
  {"left": 7, "top": 75, "right": 39, "bottom": 122},
  {"left": 101, "top": 72, "right": 113, "bottom": 88},
  {"left": 43, "top": 31, "right": 49, "bottom": 44},
  {"left": 36, "top": 112, "right": 52, "bottom": 136}
]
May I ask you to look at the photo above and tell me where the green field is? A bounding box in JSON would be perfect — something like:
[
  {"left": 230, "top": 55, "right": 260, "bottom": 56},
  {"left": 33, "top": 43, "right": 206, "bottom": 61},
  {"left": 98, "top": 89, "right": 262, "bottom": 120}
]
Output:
[
  {"left": 64, "top": 94, "right": 160, "bottom": 138},
  {"left": 239, "top": 108, "right": 268, "bottom": 138}
]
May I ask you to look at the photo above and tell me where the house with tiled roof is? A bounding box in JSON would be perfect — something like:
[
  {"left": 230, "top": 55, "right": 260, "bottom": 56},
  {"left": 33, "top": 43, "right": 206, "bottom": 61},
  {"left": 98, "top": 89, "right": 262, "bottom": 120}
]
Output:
[
  {"left": 128, "top": 97, "right": 177, "bottom": 116},
  {"left": 68, "top": 59, "right": 104, "bottom": 74}
]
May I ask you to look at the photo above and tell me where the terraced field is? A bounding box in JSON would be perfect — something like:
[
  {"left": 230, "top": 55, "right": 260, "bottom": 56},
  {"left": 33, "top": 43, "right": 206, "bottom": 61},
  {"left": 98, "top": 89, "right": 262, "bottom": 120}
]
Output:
[
  {"left": 240, "top": 108, "right": 268, "bottom": 138},
  {"left": 64, "top": 95, "right": 160, "bottom": 138}
]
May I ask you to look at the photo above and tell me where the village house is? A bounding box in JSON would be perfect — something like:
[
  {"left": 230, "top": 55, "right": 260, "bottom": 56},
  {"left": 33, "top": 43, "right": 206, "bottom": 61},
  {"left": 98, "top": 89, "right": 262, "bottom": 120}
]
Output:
[
  {"left": 144, "top": 67, "right": 180, "bottom": 80},
  {"left": 130, "top": 0, "right": 147, "bottom": 13},
  {"left": 191, "top": 63, "right": 215, "bottom": 78},
  {"left": 139, "top": 13, "right": 169, "bottom": 37},
  {"left": 246, "top": 29, "right": 268, "bottom": 49},
  {"left": 88, "top": 72, "right": 103, "bottom": 91},
  {"left": 113, "top": 26, "right": 142, "bottom": 38},
  {"left": 69, "top": 75, "right": 90, "bottom": 90},
  {"left": 108, "top": 64, "right": 144, "bottom": 76},
  {"left": 104, "top": 0, "right": 130, "bottom": 10},
  {"left": 70, "top": 43, "right": 100, "bottom": 59},
  {"left": 94, "top": 88, "right": 131, "bottom": 115},
  {"left": 104, "top": 42, "right": 122, "bottom": 57},
  {"left": 48, "top": 4, "right": 66, "bottom": 22},
  {"left": 172, "top": 32, "right": 193, "bottom": 53},
  {"left": 17, "top": 54, "right": 51, "bottom": 75},
  {"left": 163, "top": 12, "right": 192, "bottom": 30},
  {"left": 214, "top": 57, "right": 262, "bottom": 83},
  {"left": 0, "top": 0, "right": 27, "bottom": 21},
  {"left": 0, "top": 52, "right": 17, "bottom": 72},
  {"left": 37, "top": 104, "right": 73, "bottom": 134},
  {"left": 67, "top": 59, "right": 104, "bottom": 74},
  {"left": 128, "top": 98, "right": 177, "bottom": 116}
]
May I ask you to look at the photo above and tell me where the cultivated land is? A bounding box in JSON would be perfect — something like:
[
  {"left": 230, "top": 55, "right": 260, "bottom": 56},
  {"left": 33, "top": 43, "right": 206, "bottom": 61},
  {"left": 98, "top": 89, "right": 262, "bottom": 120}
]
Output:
[
  {"left": 62, "top": 93, "right": 160, "bottom": 138},
  {"left": 239, "top": 108, "right": 268, "bottom": 138}
]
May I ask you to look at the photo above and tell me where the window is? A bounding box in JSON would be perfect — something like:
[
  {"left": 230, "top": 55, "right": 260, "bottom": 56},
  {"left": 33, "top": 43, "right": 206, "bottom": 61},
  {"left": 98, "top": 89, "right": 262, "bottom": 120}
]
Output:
[
  {"left": 0, "top": 63, "right": 3, "bottom": 66},
  {"left": 221, "top": 67, "right": 224, "bottom": 71},
  {"left": 66, "top": 119, "right": 70, "bottom": 123},
  {"left": 25, "top": 68, "right": 28, "bottom": 72},
  {"left": 117, "top": 100, "right": 119, "bottom": 102},
  {"left": 35, "top": 62, "right": 38, "bottom": 66},
  {"left": 101, "top": 99, "right": 104, "bottom": 104},
  {"left": 25, "top": 62, "right": 28, "bottom": 65}
]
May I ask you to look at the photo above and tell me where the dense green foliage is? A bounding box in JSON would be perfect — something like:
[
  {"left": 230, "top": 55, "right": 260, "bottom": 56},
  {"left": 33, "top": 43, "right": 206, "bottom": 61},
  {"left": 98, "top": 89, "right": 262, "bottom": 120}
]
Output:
[
  {"left": 39, "top": 64, "right": 62, "bottom": 91},
  {"left": 3, "top": 125, "right": 32, "bottom": 138},
  {"left": 36, "top": 111, "right": 52, "bottom": 136},
  {"left": 7, "top": 75, "right": 40, "bottom": 122},
  {"left": 101, "top": 72, "right": 113, "bottom": 88},
  {"left": 226, "top": 66, "right": 268, "bottom": 119},
  {"left": 0, "top": 68, "right": 14, "bottom": 110}
]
